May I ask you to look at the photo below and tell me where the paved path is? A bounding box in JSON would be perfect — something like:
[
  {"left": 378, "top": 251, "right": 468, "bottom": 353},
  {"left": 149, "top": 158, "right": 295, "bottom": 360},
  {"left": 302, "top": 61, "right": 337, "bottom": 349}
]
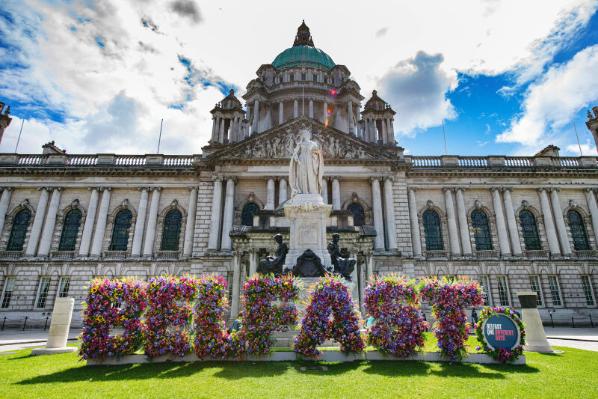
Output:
[{"left": 0, "top": 330, "right": 79, "bottom": 353}]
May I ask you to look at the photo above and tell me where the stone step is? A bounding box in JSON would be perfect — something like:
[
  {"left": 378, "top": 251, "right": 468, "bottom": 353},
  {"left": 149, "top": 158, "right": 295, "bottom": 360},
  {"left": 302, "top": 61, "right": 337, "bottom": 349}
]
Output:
[{"left": 272, "top": 337, "right": 339, "bottom": 348}]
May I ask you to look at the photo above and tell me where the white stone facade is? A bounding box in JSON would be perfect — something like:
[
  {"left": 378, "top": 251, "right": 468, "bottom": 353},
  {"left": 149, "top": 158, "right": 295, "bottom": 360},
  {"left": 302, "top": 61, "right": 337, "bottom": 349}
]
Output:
[{"left": 0, "top": 23, "right": 597, "bottom": 327}]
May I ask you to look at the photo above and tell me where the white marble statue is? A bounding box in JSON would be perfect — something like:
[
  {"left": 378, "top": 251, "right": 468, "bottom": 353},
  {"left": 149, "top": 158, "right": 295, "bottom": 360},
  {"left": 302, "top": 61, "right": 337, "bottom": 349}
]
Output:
[{"left": 289, "top": 128, "right": 324, "bottom": 197}]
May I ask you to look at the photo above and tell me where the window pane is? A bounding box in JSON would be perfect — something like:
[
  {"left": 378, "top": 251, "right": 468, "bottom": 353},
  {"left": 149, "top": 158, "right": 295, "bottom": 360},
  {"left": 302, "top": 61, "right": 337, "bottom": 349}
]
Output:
[
  {"left": 520, "top": 210, "right": 541, "bottom": 250},
  {"left": 7, "top": 209, "right": 31, "bottom": 251},
  {"left": 471, "top": 210, "right": 492, "bottom": 251},
  {"left": 529, "top": 275, "right": 543, "bottom": 306},
  {"left": 1, "top": 277, "right": 15, "bottom": 308},
  {"left": 241, "top": 202, "right": 260, "bottom": 227},
  {"left": 497, "top": 276, "right": 510, "bottom": 306},
  {"left": 58, "top": 209, "right": 82, "bottom": 251},
  {"left": 36, "top": 277, "right": 51, "bottom": 309},
  {"left": 423, "top": 210, "right": 443, "bottom": 251},
  {"left": 160, "top": 209, "right": 182, "bottom": 251},
  {"left": 548, "top": 275, "right": 562, "bottom": 306},
  {"left": 568, "top": 210, "right": 589, "bottom": 250},
  {"left": 581, "top": 276, "right": 595, "bottom": 306},
  {"left": 110, "top": 210, "right": 132, "bottom": 251},
  {"left": 58, "top": 277, "right": 70, "bottom": 298},
  {"left": 479, "top": 275, "right": 492, "bottom": 306}
]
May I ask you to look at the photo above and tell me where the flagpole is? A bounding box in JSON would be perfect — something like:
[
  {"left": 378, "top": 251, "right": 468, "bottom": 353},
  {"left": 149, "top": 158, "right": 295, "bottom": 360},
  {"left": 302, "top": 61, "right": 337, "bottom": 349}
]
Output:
[
  {"left": 442, "top": 120, "right": 448, "bottom": 155},
  {"left": 157, "top": 118, "right": 163, "bottom": 154},
  {"left": 14, "top": 119, "right": 24, "bottom": 153},
  {"left": 573, "top": 121, "right": 583, "bottom": 156}
]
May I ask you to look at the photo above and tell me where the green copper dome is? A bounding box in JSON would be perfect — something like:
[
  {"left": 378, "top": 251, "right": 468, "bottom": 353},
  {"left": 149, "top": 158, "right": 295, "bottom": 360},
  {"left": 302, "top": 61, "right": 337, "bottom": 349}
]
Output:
[
  {"left": 272, "top": 45, "right": 335, "bottom": 70},
  {"left": 272, "top": 21, "right": 335, "bottom": 70}
]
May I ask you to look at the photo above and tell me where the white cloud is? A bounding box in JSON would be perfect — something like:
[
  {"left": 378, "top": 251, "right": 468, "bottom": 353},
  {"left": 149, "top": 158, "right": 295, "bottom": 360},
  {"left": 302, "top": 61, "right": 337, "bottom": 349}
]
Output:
[
  {"left": 565, "top": 140, "right": 596, "bottom": 156},
  {"left": 378, "top": 51, "right": 457, "bottom": 134},
  {"left": 497, "top": 45, "right": 598, "bottom": 148},
  {"left": 0, "top": 0, "right": 596, "bottom": 153}
]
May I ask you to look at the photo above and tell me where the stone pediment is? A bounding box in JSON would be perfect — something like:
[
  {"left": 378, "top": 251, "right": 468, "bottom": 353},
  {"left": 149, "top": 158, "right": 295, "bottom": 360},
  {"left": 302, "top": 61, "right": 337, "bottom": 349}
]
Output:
[{"left": 208, "top": 118, "right": 397, "bottom": 161}]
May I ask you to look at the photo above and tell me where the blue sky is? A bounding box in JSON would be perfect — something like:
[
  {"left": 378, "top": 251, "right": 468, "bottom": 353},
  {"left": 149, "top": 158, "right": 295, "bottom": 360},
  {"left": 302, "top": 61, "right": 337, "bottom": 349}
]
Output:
[{"left": 1, "top": 1, "right": 598, "bottom": 156}]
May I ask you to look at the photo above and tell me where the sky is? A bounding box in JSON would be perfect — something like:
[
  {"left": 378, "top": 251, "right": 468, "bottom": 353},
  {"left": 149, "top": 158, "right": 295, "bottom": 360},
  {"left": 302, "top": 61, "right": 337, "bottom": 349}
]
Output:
[{"left": 1, "top": 0, "right": 598, "bottom": 156}]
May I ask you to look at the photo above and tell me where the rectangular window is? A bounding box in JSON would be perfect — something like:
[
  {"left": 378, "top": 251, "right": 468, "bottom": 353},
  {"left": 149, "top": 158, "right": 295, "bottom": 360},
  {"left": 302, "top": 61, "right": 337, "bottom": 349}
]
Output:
[
  {"left": 479, "top": 275, "right": 493, "bottom": 306},
  {"left": 496, "top": 276, "right": 510, "bottom": 306},
  {"left": 58, "top": 276, "right": 71, "bottom": 298},
  {"left": 529, "top": 275, "right": 544, "bottom": 307},
  {"left": 35, "top": 277, "right": 51, "bottom": 309},
  {"left": 581, "top": 275, "right": 596, "bottom": 306},
  {"left": 547, "top": 275, "right": 562, "bottom": 307},
  {"left": 1, "top": 277, "right": 16, "bottom": 309}
]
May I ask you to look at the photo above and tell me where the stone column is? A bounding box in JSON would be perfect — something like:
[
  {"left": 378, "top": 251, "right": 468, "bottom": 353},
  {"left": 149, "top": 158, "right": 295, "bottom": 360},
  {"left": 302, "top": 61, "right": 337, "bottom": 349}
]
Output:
[
  {"left": 383, "top": 177, "right": 397, "bottom": 251},
  {"left": 278, "top": 178, "right": 287, "bottom": 206},
  {"left": 293, "top": 99, "right": 299, "bottom": 118},
  {"left": 332, "top": 178, "right": 341, "bottom": 211},
  {"left": 142, "top": 187, "right": 161, "bottom": 257},
  {"left": 321, "top": 177, "right": 329, "bottom": 204},
  {"left": 252, "top": 100, "right": 260, "bottom": 134},
  {"left": 279, "top": 101, "right": 284, "bottom": 125},
  {"left": 0, "top": 188, "right": 13, "bottom": 238},
  {"left": 538, "top": 188, "right": 561, "bottom": 256},
  {"left": 491, "top": 188, "right": 511, "bottom": 256},
  {"left": 386, "top": 119, "right": 393, "bottom": 144},
  {"left": 389, "top": 119, "right": 395, "bottom": 144},
  {"left": 208, "top": 177, "right": 223, "bottom": 250},
  {"left": 366, "top": 253, "right": 374, "bottom": 280},
  {"left": 347, "top": 100, "right": 354, "bottom": 134},
  {"left": 131, "top": 187, "right": 149, "bottom": 257},
  {"left": 308, "top": 99, "right": 314, "bottom": 118},
  {"left": 503, "top": 188, "right": 522, "bottom": 256},
  {"left": 322, "top": 102, "right": 328, "bottom": 124},
  {"left": 455, "top": 188, "right": 472, "bottom": 256},
  {"left": 220, "top": 178, "right": 236, "bottom": 251},
  {"left": 230, "top": 250, "right": 241, "bottom": 319},
  {"left": 37, "top": 188, "right": 62, "bottom": 256},
  {"left": 79, "top": 188, "right": 99, "bottom": 256},
  {"left": 183, "top": 187, "right": 198, "bottom": 257},
  {"left": 90, "top": 188, "right": 111, "bottom": 257},
  {"left": 211, "top": 116, "right": 218, "bottom": 142},
  {"left": 380, "top": 119, "right": 388, "bottom": 144},
  {"left": 265, "top": 178, "right": 275, "bottom": 210},
  {"left": 219, "top": 118, "right": 225, "bottom": 143},
  {"left": 408, "top": 189, "right": 422, "bottom": 257},
  {"left": 550, "top": 188, "right": 571, "bottom": 256},
  {"left": 584, "top": 189, "right": 598, "bottom": 245},
  {"left": 25, "top": 187, "right": 49, "bottom": 256},
  {"left": 443, "top": 188, "right": 461, "bottom": 256},
  {"left": 249, "top": 249, "right": 258, "bottom": 276},
  {"left": 371, "top": 178, "right": 385, "bottom": 250}
]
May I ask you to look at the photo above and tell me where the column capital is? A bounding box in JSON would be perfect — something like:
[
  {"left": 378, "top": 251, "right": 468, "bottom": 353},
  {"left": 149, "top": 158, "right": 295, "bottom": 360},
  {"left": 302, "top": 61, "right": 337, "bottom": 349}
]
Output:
[
  {"left": 408, "top": 187, "right": 416, "bottom": 193},
  {"left": 212, "top": 175, "right": 223, "bottom": 182},
  {"left": 369, "top": 176, "right": 382, "bottom": 183},
  {"left": 584, "top": 187, "right": 597, "bottom": 193},
  {"left": 138, "top": 186, "right": 150, "bottom": 192},
  {"left": 383, "top": 176, "right": 394, "bottom": 183},
  {"left": 537, "top": 187, "right": 547, "bottom": 194},
  {"left": 500, "top": 186, "right": 513, "bottom": 193},
  {"left": 98, "top": 186, "right": 112, "bottom": 192},
  {"left": 187, "top": 185, "right": 199, "bottom": 192},
  {"left": 442, "top": 187, "right": 455, "bottom": 193},
  {"left": 548, "top": 187, "right": 560, "bottom": 193},
  {"left": 87, "top": 186, "right": 100, "bottom": 192},
  {"left": 149, "top": 186, "right": 162, "bottom": 192},
  {"left": 224, "top": 176, "right": 238, "bottom": 184}
]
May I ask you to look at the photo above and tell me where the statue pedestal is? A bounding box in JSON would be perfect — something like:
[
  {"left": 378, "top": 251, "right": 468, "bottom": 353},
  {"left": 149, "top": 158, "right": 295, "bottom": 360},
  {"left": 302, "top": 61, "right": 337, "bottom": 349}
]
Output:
[{"left": 283, "top": 193, "right": 332, "bottom": 271}]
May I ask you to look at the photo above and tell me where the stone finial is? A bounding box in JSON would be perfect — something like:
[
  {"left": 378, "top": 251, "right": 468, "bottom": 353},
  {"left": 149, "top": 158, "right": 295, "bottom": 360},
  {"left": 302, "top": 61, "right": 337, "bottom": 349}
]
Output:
[{"left": 293, "top": 20, "right": 315, "bottom": 47}]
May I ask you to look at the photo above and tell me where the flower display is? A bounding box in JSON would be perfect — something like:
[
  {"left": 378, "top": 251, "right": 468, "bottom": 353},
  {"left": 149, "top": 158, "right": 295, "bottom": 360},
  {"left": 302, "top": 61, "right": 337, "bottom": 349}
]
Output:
[
  {"left": 239, "top": 274, "right": 299, "bottom": 354},
  {"left": 420, "top": 277, "right": 484, "bottom": 361},
  {"left": 475, "top": 306, "right": 526, "bottom": 363},
  {"left": 294, "top": 275, "right": 364, "bottom": 358},
  {"left": 79, "top": 278, "right": 147, "bottom": 360},
  {"left": 193, "top": 274, "right": 241, "bottom": 359},
  {"left": 364, "top": 275, "right": 428, "bottom": 357},
  {"left": 143, "top": 276, "right": 198, "bottom": 358}
]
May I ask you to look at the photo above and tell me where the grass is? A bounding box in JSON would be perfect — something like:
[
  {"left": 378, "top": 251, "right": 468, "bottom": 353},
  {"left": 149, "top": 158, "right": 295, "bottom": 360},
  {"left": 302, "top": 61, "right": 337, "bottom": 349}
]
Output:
[{"left": 0, "top": 342, "right": 596, "bottom": 399}]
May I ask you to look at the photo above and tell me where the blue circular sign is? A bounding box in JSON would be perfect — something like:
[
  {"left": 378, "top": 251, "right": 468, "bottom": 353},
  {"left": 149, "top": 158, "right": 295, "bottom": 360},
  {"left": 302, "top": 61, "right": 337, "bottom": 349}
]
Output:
[{"left": 482, "top": 314, "right": 520, "bottom": 351}]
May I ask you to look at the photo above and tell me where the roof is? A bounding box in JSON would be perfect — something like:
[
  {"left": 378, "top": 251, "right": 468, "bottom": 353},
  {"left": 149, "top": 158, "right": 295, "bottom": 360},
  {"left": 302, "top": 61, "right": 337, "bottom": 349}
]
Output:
[{"left": 272, "top": 20, "right": 335, "bottom": 70}]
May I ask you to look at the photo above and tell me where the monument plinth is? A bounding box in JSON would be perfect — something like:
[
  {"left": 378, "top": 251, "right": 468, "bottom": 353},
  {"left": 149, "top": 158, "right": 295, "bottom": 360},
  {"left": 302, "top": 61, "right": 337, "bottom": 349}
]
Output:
[
  {"left": 517, "top": 291, "right": 554, "bottom": 353},
  {"left": 283, "top": 193, "right": 333, "bottom": 272},
  {"left": 32, "top": 297, "right": 77, "bottom": 355}
]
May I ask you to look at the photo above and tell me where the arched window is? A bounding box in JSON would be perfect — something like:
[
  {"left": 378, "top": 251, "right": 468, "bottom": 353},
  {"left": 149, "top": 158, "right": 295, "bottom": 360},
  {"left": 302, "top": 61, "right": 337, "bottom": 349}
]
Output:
[
  {"left": 160, "top": 209, "right": 182, "bottom": 251},
  {"left": 58, "top": 209, "right": 82, "bottom": 251},
  {"left": 471, "top": 210, "right": 492, "bottom": 251},
  {"left": 7, "top": 209, "right": 31, "bottom": 251},
  {"left": 520, "top": 210, "right": 541, "bottom": 250},
  {"left": 568, "top": 210, "right": 589, "bottom": 250},
  {"left": 423, "top": 209, "right": 443, "bottom": 251},
  {"left": 109, "top": 209, "right": 132, "bottom": 251},
  {"left": 347, "top": 202, "right": 365, "bottom": 226},
  {"left": 241, "top": 202, "right": 260, "bottom": 226}
]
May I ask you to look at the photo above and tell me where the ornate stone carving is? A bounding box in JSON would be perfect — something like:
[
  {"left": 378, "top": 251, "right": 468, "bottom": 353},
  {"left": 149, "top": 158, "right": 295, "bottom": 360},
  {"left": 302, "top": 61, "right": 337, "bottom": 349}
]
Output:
[{"left": 257, "top": 234, "right": 288, "bottom": 276}]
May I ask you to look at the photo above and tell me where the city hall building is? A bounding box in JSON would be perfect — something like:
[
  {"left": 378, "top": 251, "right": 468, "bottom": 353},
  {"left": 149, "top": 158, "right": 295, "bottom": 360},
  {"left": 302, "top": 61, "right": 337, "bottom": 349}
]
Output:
[{"left": 0, "top": 22, "right": 597, "bottom": 326}]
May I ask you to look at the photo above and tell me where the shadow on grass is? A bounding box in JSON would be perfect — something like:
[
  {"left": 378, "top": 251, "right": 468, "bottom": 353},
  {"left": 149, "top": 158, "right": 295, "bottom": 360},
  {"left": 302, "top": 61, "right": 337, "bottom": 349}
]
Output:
[
  {"left": 16, "top": 361, "right": 291, "bottom": 385},
  {"left": 361, "top": 361, "right": 431, "bottom": 377}
]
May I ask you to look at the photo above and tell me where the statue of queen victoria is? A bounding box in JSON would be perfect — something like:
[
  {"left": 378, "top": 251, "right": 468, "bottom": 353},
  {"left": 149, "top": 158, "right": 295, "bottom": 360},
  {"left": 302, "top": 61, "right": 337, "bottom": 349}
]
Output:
[{"left": 289, "top": 128, "right": 324, "bottom": 198}]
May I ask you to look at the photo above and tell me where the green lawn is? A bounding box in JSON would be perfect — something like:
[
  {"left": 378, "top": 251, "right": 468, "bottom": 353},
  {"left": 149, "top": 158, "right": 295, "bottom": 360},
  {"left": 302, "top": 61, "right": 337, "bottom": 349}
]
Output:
[{"left": 0, "top": 343, "right": 596, "bottom": 399}]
